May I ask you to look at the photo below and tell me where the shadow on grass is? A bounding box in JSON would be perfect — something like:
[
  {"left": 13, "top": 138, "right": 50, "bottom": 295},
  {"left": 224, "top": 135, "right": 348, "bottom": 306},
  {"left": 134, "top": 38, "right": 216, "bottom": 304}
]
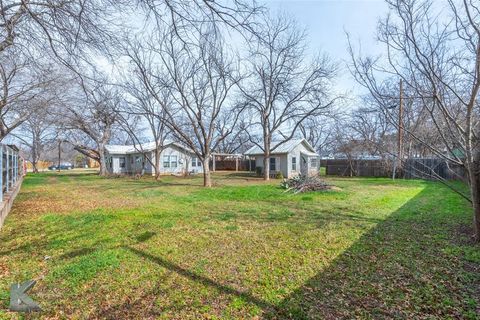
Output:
[
  {"left": 95, "top": 183, "right": 476, "bottom": 319},
  {"left": 223, "top": 172, "right": 259, "bottom": 178},
  {"left": 7, "top": 173, "right": 478, "bottom": 318},
  {"left": 262, "top": 183, "right": 478, "bottom": 319},
  {"left": 125, "top": 246, "right": 279, "bottom": 313}
]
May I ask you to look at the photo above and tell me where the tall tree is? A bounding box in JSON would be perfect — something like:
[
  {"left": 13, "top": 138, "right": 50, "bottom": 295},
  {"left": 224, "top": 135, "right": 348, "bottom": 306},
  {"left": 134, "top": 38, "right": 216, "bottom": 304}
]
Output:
[
  {"left": 299, "top": 116, "right": 338, "bottom": 157},
  {"left": 349, "top": 0, "right": 480, "bottom": 240},
  {"left": 125, "top": 25, "right": 245, "bottom": 187},
  {"left": 240, "top": 15, "right": 338, "bottom": 180},
  {"left": 118, "top": 70, "right": 171, "bottom": 179},
  {"left": 65, "top": 79, "right": 121, "bottom": 176},
  {"left": 0, "top": 53, "right": 54, "bottom": 140},
  {"left": 14, "top": 98, "right": 59, "bottom": 172},
  {"left": 0, "top": 0, "right": 127, "bottom": 146}
]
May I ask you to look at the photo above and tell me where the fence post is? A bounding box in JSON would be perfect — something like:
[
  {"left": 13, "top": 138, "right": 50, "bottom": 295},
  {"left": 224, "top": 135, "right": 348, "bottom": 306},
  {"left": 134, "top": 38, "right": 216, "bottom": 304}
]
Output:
[
  {"left": 9, "top": 149, "right": 13, "bottom": 188},
  {"left": 13, "top": 153, "right": 17, "bottom": 184},
  {"left": 6, "top": 147, "right": 9, "bottom": 192}
]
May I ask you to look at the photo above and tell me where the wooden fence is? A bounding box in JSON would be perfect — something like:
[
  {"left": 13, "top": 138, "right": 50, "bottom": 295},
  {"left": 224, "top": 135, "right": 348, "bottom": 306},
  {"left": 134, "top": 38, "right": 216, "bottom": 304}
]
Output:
[
  {"left": 324, "top": 158, "right": 466, "bottom": 180},
  {"left": 209, "top": 159, "right": 255, "bottom": 171},
  {"left": 325, "top": 159, "right": 390, "bottom": 177},
  {"left": 403, "top": 158, "right": 466, "bottom": 180}
]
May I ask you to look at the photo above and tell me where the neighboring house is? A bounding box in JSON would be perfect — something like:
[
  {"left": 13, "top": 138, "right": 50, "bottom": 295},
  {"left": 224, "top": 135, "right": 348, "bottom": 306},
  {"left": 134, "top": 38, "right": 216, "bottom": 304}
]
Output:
[
  {"left": 244, "top": 139, "right": 320, "bottom": 178},
  {"left": 105, "top": 141, "right": 204, "bottom": 175}
]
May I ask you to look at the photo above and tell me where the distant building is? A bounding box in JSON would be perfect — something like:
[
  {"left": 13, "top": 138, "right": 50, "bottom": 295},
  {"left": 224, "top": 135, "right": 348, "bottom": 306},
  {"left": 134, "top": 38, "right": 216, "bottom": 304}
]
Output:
[
  {"left": 244, "top": 139, "right": 320, "bottom": 178},
  {"left": 105, "top": 140, "right": 203, "bottom": 175}
]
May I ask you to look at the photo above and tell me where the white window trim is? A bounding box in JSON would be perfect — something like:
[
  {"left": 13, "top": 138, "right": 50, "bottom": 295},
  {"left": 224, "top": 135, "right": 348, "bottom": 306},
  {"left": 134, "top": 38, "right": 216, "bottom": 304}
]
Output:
[
  {"left": 163, "top": 155, "right": 170, "bottom": 168},
  {"left": 171, "top": 155, "right": 178, "bottom": 168}
]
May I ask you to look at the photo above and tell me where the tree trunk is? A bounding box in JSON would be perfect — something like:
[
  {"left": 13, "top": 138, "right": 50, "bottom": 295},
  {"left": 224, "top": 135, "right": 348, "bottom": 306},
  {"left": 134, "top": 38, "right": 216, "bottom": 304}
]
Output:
[
  {"left": 263, "top": 134, "right": 271, "bottom": 181},
  {"left": 98, "top": 145, "right": 108, "bottom": 176},
  {"left": 32, "top": 162, "right": 38, "bottom": 173},
  {"left": 468, "top": 160, "right": 480, "bottom": 242},
  {"left": 203, "top": 158, "right": 212, "bottom": 187},
  {"left": 154, "top": 149, "right": 161, "bottom": 181},
  {"left": 263, "top": 153, "right": 270, "bottom": 181}
]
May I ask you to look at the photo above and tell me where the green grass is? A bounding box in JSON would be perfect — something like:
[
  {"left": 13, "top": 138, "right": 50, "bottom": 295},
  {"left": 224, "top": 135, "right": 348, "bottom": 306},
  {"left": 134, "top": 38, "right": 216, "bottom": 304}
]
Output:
[{"left": 0, "top": 170, "right": 478, "bottom": 319}]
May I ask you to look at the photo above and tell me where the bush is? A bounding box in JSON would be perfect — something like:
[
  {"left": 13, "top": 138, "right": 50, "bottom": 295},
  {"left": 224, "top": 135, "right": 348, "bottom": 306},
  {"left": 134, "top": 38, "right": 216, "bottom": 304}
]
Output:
[
  {"left": 255, "top": 166, "right": 263, "bottom": 176},
  {"left": 280, "top": 175, "right": 331, "bottom": 194},
  {"left": 275, "top": 171, "right": 284, "bottom": 179}
]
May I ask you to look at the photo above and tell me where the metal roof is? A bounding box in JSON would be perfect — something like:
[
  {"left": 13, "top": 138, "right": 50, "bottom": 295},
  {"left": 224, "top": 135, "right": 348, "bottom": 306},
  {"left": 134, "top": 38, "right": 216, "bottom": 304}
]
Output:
[
  {"left": 244, "top": 138, "right": 318, "bottom": 156},
  {"left": 105, "top": 140, "right": 193, "bottom": 155}
]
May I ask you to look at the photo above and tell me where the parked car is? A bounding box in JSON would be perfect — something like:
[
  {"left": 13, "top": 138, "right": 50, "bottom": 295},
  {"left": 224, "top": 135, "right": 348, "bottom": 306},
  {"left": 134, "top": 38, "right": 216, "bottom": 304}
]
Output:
[{"left": 48, "top": 163, "right": 74, "bottom": 170}]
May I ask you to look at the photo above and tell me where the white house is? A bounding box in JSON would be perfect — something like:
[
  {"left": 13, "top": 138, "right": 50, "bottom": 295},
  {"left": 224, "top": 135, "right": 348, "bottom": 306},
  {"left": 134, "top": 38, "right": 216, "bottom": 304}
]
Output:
[
  {"left": 105, "top": 141, "right": 204, "bottom": 176},
  {"left": 244, "top": 139, "right": 320, "bottom": 178}
]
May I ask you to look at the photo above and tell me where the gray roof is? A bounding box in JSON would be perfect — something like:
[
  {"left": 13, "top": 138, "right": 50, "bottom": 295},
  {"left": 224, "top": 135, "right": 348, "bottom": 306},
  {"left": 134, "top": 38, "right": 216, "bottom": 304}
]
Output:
[
  {"left": 244, "top": 138, "right": 317, "bottom": 156},
  {"left": 105, "top": 140, "right": 193, "bottom": 155}
]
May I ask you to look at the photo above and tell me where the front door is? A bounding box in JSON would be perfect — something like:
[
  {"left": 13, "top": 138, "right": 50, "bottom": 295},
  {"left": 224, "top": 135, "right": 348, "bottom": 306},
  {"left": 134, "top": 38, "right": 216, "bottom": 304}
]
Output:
[{"left": 300, "top": 155, "right": 308, "bottom": 176}]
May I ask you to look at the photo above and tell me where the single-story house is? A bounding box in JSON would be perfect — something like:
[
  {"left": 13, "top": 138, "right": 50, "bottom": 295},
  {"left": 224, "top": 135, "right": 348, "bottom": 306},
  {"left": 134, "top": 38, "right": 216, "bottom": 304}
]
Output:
[
  {"left": 244, "top": 139, "right": 320, "bottom": 178},
  {"left": 105, "top": 141, "right": 204, "bottom": 175}
]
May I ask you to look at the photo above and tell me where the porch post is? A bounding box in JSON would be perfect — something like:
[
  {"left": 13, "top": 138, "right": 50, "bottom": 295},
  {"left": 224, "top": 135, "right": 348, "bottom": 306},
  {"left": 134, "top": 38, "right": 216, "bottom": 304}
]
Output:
[{"left": 235, "top": 157, "right": 238, "bottom": 172}]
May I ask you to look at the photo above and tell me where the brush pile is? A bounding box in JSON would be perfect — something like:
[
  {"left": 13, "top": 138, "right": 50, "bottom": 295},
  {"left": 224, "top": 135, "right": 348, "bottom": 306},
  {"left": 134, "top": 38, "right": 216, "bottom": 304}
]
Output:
[{"left": 280, "top": 175, "right": 331, "bottom": 194}]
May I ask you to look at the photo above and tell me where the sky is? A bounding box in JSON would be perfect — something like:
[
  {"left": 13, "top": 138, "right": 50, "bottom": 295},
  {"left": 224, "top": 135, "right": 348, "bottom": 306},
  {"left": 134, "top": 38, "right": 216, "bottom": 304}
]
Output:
[
  {"left": 99, "top": 0, "right": 391, "bottom": 104},
  {"left": 264, "top": 0, "right": 389, "bottom": 96}
]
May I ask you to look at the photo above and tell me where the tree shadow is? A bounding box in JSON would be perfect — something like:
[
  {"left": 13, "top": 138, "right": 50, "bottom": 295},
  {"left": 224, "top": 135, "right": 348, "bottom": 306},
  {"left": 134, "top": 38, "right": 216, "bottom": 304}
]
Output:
[
  {"left": 124, "top": 246, "right": 279, "bottom": 313},
  {"left": 262, "top": 183, "right": 477, "bottom": 319},
  {"left": 224, "top": 172, "right": 259, "bottom": 178}
]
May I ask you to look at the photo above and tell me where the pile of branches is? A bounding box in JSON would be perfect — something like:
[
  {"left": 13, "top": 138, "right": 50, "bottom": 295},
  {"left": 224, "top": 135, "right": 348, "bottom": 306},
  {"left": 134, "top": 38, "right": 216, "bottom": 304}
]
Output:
[{"left": 280, "top": 175, "right": 332, "bottom": 194}]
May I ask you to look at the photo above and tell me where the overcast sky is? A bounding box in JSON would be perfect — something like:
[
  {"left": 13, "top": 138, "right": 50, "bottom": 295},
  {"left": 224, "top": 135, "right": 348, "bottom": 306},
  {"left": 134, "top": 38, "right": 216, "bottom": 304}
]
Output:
[{"left": 264, "top": 0, "right": 389, "bottom": 96}]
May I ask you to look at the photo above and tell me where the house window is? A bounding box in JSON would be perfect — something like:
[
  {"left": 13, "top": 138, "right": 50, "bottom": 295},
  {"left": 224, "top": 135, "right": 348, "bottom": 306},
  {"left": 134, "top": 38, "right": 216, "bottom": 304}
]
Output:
[
  {"left": 292, "top": 157, "right": 296, "bottom": 171},
  {"left": 131, "top": 157, "right": 134, "bottom": 164},
  {"left": 192, "top": 157, "right": 199, "bottom": 167},
  {"left": 119, "top": 157, "right": 126, "bottom": 168},
  {"left": 163, "top": 155, "right": 170, "bottom": 168},
  {"left": 171, "top": 155, "right": 178, "bottom": 168},
  {"left": 311, "top": 158, "right": 318, "bottom": 168},
  {"left": 270, "top": 157, "right": 276, "bottom": 171}
]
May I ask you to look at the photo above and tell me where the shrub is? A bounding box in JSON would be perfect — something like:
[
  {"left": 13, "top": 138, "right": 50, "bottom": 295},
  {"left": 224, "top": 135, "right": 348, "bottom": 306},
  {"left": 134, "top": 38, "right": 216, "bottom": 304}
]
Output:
[
  {"left": 275, "top": 171, "right": 284, "bottom": 179},
  {"left": 255, "top": 166, "right": 263, "bottom": 176}
]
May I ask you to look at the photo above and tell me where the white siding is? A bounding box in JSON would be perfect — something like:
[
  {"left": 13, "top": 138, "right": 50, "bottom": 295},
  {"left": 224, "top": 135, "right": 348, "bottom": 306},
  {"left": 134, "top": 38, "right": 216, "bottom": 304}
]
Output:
[
  {"left": 252, "top": 141, "right": 319, "bottom": 178},
  {"left": 158, "top": 146, "right": 204, "bottom": 175},
  {"left": 105, "top": 145, "right": 204, "bottom": 176}
]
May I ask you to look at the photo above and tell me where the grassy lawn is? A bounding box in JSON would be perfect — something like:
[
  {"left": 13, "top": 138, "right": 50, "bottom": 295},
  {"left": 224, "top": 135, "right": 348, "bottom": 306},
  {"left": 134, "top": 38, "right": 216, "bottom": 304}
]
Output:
[{"left": 0, "top": 170, "right": 479, "bottom": 319}]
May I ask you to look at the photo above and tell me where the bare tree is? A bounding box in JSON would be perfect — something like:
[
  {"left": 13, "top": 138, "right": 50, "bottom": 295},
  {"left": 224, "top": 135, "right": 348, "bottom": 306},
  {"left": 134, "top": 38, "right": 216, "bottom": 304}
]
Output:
[
  {"left": 299, "top": 116, "right": 338, "bottom": 157},
  {"left": 0, "top": 52, "right": 56, "bottom": 140},
  {"left": 215, "top": 117, "right": 252, "bottom": 154},
  {"left": 125, "top": 25, "right": 245, "bottom": 187},
  {"left": 118, "top": 72, "right": 171, "bottom": 179},
  {"left": 14, "top": 99, "right": 59, "bottom": 172},
  {"left": 135, "top": 0, "right": 263, "bottom": 41},
  {"left": 239, "top": 15, "right": 338, "bottom": 180},
  {"left": 0, "top": 1, "right": 117, "bottom": 56},
  {"left": 349, "top": 0, "right": 480, "bottom": 240},
  {"left": 64, "top": 78, "right": 121, "bottom": 176}
]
